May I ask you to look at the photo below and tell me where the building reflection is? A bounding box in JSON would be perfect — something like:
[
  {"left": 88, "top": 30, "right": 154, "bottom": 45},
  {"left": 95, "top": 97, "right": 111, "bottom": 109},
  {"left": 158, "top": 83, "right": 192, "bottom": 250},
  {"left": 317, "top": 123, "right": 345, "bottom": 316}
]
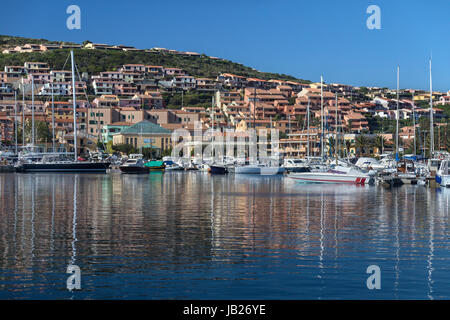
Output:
[{"left": 0, "top": 173, "right": 449, "bottom": 297}]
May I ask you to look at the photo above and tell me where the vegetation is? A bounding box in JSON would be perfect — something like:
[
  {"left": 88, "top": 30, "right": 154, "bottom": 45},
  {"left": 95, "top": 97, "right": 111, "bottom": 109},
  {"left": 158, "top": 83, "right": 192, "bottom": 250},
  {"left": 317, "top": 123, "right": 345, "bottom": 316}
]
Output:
[
  {"left": 354, "top": 134, "right": 370, "bottom": 156},
  {"left": 163, "top": 92, "right": 213, "bottom": 108},
  {"left": 0, "top": 35, "right": 76, "bottom": 48},
  {"left": 111, "top": 143, "right": 160, "bottom": 159},
  {"left": 0, "top": 36, "right": 310, "bottom": 83},
  {"left": 13, "top": 119, "right": 52, "bottom": 144}
]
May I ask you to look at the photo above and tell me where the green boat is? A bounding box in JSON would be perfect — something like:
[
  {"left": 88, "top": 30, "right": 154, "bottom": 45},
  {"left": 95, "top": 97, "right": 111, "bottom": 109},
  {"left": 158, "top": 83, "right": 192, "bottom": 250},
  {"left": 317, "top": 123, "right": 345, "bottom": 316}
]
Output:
[{"left": 144, "top": 160, "right": 166, "bottom": 171}]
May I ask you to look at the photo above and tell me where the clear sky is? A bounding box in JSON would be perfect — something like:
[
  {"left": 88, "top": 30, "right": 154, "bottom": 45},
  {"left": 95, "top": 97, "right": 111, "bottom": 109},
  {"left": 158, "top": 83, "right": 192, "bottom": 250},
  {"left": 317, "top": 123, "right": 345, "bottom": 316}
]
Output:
[{"left": 1, "top": 0, "right": 449, "bottom": 91}]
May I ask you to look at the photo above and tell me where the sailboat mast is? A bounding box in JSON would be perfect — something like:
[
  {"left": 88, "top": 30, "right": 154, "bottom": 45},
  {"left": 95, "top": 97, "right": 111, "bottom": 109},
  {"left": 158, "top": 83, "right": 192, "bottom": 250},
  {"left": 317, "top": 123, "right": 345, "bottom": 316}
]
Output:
[
  {"left": 139, "top": 127, "right": 143, "bottom": 155},
  {"left": 51, "top": 82, "right": 55, "bottom": 152},
  {"left": 307, "top": 97, "right": 310, "bottom": 158},
  {"left": 395, "top": 65, "right": 399, "bottom": 161},
  {"left": 212, "top": 96, "right": 215, "bottom": 131},
  {"left": 22, "top": 78, "right": 25, "bottom": 147},
  {"left": 71, "top": 50, "right": 77, "bottom": 161},
  {"left": 320, "top": 75, "right": 324, "bottom": 159},
  {"left": 429, "top": 58, "right": 434, "bottom": 158},
  {"left": 288, "top": 114, "right": 291, "bottom": 135},
  {"left": 253, "top": 85, "right": 256, "bottom": 130},
  {"left": 412, "top": 91, "right": 416, "bottom": 155},
  {"left": 31, "top": 75, "right": 35, "bottom": 146},
  {"left": 14, "top": 90, "right": 18, "bottom": 154},
  {"left": 335, "top": 92, "right": 338, "bottom": 164}
]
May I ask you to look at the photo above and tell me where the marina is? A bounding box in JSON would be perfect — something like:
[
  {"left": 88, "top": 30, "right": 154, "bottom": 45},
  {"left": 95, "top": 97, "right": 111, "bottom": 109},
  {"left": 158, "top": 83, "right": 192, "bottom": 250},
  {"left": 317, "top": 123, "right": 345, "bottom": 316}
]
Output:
[{"left": 0, "top": 1, "right": 449, "bottom": 304}]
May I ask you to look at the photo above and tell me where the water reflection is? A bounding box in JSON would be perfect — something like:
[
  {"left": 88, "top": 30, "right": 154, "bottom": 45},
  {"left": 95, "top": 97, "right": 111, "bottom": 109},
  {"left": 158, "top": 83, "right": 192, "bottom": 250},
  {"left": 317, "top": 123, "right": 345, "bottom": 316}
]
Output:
[{"left": 0, "top": 173, "right": 449, "bottom": 299}]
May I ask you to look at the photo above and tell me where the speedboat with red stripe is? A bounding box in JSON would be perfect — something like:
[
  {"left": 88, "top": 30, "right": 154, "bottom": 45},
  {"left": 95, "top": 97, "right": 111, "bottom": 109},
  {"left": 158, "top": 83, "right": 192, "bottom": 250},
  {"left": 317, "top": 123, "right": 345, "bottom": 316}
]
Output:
[{"left": 287, "top": 165, "right": 373, "bottom": 184}]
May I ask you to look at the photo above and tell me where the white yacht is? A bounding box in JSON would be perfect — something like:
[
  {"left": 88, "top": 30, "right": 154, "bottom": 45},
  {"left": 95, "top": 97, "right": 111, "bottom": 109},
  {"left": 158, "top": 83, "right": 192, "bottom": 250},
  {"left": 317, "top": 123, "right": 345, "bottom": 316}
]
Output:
[
  {"left": 287, "top": 165, "right": 373, "bottom": 184},
  {"left": 436, "top": 159, "right": 450, "bottom": 187},
  {"left": 283, "top": 158, "right": 310, "bottom": 172}
]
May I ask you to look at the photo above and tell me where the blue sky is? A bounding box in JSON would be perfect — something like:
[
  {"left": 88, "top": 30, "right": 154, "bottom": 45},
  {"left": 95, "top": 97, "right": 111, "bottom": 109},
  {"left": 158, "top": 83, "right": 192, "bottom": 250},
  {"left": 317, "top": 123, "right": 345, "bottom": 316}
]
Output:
[{"left": 1, "top": 0, "right": 449, "bottom": 91}]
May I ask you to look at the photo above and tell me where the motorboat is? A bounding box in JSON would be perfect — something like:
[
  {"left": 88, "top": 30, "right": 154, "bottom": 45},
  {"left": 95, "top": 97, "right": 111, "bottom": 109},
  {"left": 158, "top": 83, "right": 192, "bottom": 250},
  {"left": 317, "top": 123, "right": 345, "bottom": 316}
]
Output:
[
  {"left": 287, "top": 165, "right": 372, "bottom": 184},
  {"left": 427, "top": 158, "right": 442, "bottom": 177},
  {"left": 283, "top": 158, "right": 309, "bottom": 172},
  {"left": 197, "top": 163, "right": 211, "bottom": 172},
  {"left": 119, "top": 157, "right": 149, "bottom": 174},
  {"left": 355, "top": 157, "right": 380, "bottom": 170},
  {"left": 164, "top": 160, "right": 184, "bottom": 171},
  {"left": 397, "top": 159, "right": 419, "bottom": 184},
  {"left": 377, "top": 172, "right": 404, "bottom": 187},
  {"left": 144, "top": 160, "right": 166, "bottom": 171},
  {"left": 209, "top": 164, "right": 228, "bottom": 174},
  {"left": 436, "top": 159, "right": 450, "bottom": 187},
  {"left": 184, "top": 161, "right": 198, "bottom": 171}
]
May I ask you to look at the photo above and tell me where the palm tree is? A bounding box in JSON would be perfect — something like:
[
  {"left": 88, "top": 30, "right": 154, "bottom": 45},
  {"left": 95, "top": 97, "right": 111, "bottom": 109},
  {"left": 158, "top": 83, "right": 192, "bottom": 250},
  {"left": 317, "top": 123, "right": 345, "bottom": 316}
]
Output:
[
  {"left": 373, "top": 135, "right": 386, "bottom": 156},
  {"left": 355, "top": 134, "right": 369, "bottom": 157},
  {"left": 327, "top": 136, "right": 335, "bottom": 158},
  {"left": 296, "top": 115, "right": 304, "bottom": 129}
]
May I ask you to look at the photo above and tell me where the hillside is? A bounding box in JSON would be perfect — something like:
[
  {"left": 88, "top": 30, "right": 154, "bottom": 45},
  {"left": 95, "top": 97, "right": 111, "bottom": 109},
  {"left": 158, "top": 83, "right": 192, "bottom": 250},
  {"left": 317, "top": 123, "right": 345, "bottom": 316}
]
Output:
[
  {"left": 0, "top": 35, "right": 76, "bottom": 48},
  {"left": 0, "top": 35, "right": 310, "bottom": 83}
]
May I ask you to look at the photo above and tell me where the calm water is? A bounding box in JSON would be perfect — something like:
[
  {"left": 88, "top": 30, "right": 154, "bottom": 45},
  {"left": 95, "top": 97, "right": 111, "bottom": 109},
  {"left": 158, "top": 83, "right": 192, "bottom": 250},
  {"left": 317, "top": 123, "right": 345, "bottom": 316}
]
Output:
[{"left": 0, "top": 172, "right": 449, "bottom": 299}]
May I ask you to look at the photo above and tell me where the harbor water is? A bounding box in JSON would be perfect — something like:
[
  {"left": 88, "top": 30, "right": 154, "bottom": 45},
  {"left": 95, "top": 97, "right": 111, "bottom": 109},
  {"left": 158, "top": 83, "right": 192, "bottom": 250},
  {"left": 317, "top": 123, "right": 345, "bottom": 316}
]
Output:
[{"left": 0, "top": 172, "right": 449, "bottom": 299}]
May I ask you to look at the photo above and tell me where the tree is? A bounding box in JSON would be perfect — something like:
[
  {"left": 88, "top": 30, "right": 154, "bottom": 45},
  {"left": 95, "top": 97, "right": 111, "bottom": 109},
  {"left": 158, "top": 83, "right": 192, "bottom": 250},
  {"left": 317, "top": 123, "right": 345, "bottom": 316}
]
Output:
[
  {"left": 346, "top": 119, "right": 353, "bottom": 133},
  {"left": 105, "top": 140, "right": 114, "bottom": 154},
  {"left": 142, "top": 147, "right": 157, "bottom": 159},
  {"left": 355, "top": 134, "right": 369, "bottom": 156},
  {"left": 373, "top": 135, "right": 386, "bottom": 155},
  {"left": 327, "top": 136, "right": 336, "bottom": 157},
  {"left": 112, "top": 143, "right": 136, "bottom": 155},
  {"left": 296, "top": 115, "right": 304, "bottom": 129},
  {"left": 288, "top": 97, "right": 296, "bottom": 105},
  {"left": 35, "top": 121, "right": 52, "bottom": 143},
  {"left": 162, "top": 147, "right": 173, "bottom": 157}
]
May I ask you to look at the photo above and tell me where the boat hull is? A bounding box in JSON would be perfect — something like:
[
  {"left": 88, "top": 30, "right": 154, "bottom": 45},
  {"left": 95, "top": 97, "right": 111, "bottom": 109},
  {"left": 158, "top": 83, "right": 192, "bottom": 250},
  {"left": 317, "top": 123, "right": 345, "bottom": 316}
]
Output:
[
  {"left": 234, "top": 166, "right": 261, "bottom": 174},
  {"left": 147, "top": 165, "right": 165, "bottom": 171},
  {"left": 288, "top": 172, "right": 369, "bottom": 184},
  {"left": 16, "top": 162, "right": 111, "bottom": 173},
  {"left": 119, "top": 166, "right": 149, "bottom": 174},
  {"left": 285, "top": 166, "right": 310, "bottom": 173},
  {"left": 436, "top": 175, "right": 450, "bottom": 187},
  {"left": 210, "top": 165, "right": 227, "bottom": 174},
  {"left": 260, "top": 167, "right": 285, "bottom": 175}
]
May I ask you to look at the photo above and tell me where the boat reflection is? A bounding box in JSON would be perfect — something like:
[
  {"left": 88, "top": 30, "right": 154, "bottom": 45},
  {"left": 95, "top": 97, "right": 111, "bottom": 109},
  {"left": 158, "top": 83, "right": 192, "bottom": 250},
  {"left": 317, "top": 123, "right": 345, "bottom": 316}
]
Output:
[{"left": 0, "top": 173, "right": 448, "bottom": 299}]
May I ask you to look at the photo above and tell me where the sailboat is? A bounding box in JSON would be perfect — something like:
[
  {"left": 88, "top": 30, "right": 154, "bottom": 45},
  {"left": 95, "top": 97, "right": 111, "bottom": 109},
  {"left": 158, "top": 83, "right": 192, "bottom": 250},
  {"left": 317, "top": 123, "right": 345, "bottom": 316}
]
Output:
[{"left": 15, "top": 51, "right": 111, "bottom": 173}]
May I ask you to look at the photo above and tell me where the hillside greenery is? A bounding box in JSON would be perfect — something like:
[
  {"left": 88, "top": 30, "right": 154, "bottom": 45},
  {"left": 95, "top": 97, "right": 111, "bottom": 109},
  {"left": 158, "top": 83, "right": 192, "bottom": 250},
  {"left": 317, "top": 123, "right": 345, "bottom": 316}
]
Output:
[
  {"left": 0, "top": 35, "right": 310, "bottom": 83},
  {"left": 0, "top": 35, "right": 76, "bottom": 48}
]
